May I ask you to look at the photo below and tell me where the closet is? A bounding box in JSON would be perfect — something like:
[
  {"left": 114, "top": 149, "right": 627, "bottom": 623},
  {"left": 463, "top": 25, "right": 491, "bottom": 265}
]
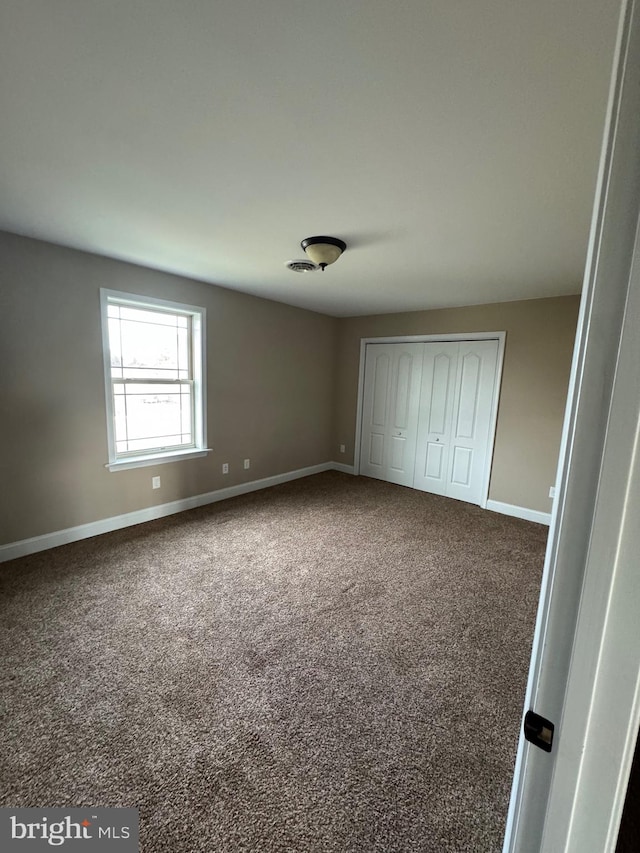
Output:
[{"left": 359, "top": 338, "right": 500, "bottom": 506}]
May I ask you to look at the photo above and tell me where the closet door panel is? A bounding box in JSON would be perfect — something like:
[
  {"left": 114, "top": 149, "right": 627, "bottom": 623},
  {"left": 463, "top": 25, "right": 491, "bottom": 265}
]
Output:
[
  {"left": 368, "top": 432, "right": 385, "bottom": 467},
  {"left": 413, "top": 343, "right": 458, "bottom": 495},
  {"left": 451, "top": 446, "right": 473, "bottom": 487},
  {"left": 446, "top": 340, "right": 499, "bottom": 504},
  {"left": 360, "top": 343, "right": 423, "bottom": 487},
  {"left": 455, "top": 352, "right": 481, "bottom": 438},
  {"left": 424, "top": 442, "right": 446, "bottom": 480},
  {"left": 371, "top": 353, "right": 390, "bottom": 427},
  {"left": 360, "top": 348, "right": 390, "bottom": 476}
]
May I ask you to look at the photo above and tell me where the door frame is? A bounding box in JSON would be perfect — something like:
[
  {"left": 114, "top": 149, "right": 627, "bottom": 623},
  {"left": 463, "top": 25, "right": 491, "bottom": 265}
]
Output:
[
  {"left": 502, "top": 0, "right": 640, "bottom": 849},
  {"left": 353, "top": 331, "right": 506, "bottom": 508}
]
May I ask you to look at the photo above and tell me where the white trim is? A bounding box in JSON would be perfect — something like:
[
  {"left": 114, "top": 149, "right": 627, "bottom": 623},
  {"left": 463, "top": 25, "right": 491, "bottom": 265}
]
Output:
[
  {"left": 100, "top": 288, "right": 117, "bottom": 461},
  {"left": 358, "top": 332, "right": 507, "bottom": 345},
  {"left": 331, "top": 462, "right": 356, "bottom": 475},
  {"left": 354, "top": 332, "right": 506, "bottom": 511},
  {"left": 0, "top": 463, "right": 335, "bottom": 563},
  {"left": 503, "top": 1, "right": 640, "bottom": 850},
  {"left": 106, "top": 448, "right": 212, "bottom": 471},
  {"left": 353, "top": 340, "right": 368, "bottom": 476},
  {"left": 486, "top": 499, "right": 551, "bottom": 526},
  {"left": 2, "top": 462, "right": 544, "bottom": 563},
  {"left": 0, "top": 460, "right": 545, "bottom": 567},
  {"left": 551, "top": 206, "right": 640, "bottom": 853},
  {"left": 484, "top": 336, "right": 506, "bottom": 509}
]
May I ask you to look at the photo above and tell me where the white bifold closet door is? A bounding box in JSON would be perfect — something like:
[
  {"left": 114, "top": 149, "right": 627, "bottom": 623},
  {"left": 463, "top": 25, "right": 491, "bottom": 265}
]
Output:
[
  {"left": 359, "top": 343, "right": 423, "bottom": 487},
  {"left": 360, "top": 339, "right": 499, "bottom": 505}
]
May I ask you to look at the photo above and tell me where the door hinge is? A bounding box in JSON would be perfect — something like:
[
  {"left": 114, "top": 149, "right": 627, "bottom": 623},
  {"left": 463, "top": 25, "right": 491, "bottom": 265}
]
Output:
[{"left": 523, "top": 710, "right": 555, "bottom": 753}]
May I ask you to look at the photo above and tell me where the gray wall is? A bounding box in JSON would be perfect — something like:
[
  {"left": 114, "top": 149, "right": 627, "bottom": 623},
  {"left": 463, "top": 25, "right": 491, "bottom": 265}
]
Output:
[
  {"left": 333, "top": 296, "right": 580, "bottom": 514},
  {"left": 0, "top": 232, "right": 336, "bottom": 543},
  {"left": 0, "top": 230, "right": 579, "bottom": 545}
]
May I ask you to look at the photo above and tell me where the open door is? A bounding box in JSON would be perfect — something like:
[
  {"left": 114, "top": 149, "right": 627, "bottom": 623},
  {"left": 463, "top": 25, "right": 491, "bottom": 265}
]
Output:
[{"left": 503, "top": 1, "right": 640, "bottom": 850}]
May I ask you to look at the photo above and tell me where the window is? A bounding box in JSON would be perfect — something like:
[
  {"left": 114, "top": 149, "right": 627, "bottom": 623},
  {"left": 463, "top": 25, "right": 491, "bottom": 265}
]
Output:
[{"left": 101, "top": 290, "right": 208, "bottom": 471}]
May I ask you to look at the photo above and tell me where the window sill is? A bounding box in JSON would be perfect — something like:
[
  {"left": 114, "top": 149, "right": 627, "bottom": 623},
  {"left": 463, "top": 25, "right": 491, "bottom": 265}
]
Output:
[{"left": 106, "top": 448, "right": 212, "bottom": 472}]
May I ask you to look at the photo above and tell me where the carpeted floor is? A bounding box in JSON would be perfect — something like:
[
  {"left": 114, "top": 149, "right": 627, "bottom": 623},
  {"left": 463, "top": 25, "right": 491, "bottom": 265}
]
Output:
[{"left": 0, "top": 471, "right": 547, "bottom": 852}]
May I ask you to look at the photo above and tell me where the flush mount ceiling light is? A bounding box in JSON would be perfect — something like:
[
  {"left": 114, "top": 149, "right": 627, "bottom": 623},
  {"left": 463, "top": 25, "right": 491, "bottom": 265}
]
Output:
[{"left": 300, "top": 236, "right": 347, "bottom": 271}]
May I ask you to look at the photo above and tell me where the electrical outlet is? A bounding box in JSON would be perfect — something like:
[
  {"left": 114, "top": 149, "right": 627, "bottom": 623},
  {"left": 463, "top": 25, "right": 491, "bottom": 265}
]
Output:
[
  {"left": 549, "top": 486, "right": 556, "bottom": 498},
  {"left": 222, "top": 463, "right": 229, "bottom": 474},
  {"left": 243, "top": 458, "right": 250, "bottom": 470},
  {"left": 152, "top": 476, "right": 161, "bottom": 490},
  {"left": 339, "top": 444, "right": 346, "bottom": 454}
]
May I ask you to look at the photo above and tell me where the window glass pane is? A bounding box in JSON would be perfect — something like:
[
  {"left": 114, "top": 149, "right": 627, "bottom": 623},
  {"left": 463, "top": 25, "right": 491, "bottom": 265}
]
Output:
[
  {"left": 125, "top": 435, "right": 186, "bottom": 452},
  {"left": 120, "top": 319, "right": 180, "bottom": 372},
  {"left": 108, "top": 318, "right": 123, "bottom": 370},
  {"left": 180, "top": 388, "right": 192, "bottom": 436},
  {"left": 177, "top": 326, "right": 189, "bottom": 373},
  {"left": 120, "top": 382, "right": 189, "bottom": 396},
  {"left": 119, "top": 306, "right": 180, "bottom": 327},
  {"left": 120, "top": 392, "right": 183, "bottom": 442},
  {"left": 107, "top": 304, "right": 121, "bottom": 319},
  {"left": 114, "top": 395, "right": 127, "bottom": 444},
  {"left": 177, "top": 316, "right": 188, "bottom": 329},
  {"left": 121, "top": 366, "right": 179, "bottom": 379}
]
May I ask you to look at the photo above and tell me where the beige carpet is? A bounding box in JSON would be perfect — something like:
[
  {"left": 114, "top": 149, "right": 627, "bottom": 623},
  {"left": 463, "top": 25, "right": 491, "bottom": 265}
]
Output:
[{"left": 0, "top": 472, "right": 546, "bottom": 852}]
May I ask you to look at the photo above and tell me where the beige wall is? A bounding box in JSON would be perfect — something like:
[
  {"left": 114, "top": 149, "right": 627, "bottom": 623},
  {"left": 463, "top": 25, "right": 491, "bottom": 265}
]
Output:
[
  {"left": 333, "top": 296, "right": 580, "bottom": 514},
  {"left": 0, "top": 232, "right": 336, "bottom": 544},
  {"left": 0, "top": 229, "right": 580, "bottom": 546}
]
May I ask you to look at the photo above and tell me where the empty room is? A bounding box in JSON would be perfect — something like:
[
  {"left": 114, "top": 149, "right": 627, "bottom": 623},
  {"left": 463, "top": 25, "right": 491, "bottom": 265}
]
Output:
[{"left": 2, "top": 2, "right": 639, "bottom": 852}]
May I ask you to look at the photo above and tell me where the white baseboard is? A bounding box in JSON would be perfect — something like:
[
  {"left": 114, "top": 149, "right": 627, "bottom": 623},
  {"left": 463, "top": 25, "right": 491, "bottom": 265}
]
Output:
[
  {"left": 1, "top": 468, "right": 548, "bottom": 562},
  {"left": 486, "top": 499, "right": 551, "bottom": 526},
  {"left": 330, "top": 462, "right": 356, "bottom": 475},
  {"left": 0, "top": 462, "right": 339, "bottom": 563}
]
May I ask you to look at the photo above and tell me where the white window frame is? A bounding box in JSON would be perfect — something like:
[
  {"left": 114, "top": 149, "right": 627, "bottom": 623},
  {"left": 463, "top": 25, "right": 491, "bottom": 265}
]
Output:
[{"left": 100, "top": 289, "right": 209, "bottom": 472}]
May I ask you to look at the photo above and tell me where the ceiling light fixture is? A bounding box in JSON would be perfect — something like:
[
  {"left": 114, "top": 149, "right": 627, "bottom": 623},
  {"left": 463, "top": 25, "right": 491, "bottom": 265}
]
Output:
[{"left": 300, "top": 236, "right": 347, "bottom": 271}]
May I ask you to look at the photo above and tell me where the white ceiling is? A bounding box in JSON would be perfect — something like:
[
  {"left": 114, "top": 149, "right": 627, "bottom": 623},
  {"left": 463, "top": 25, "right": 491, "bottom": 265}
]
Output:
[{"left": 0, "top": 1, "right": 621, "bottom": 317}]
